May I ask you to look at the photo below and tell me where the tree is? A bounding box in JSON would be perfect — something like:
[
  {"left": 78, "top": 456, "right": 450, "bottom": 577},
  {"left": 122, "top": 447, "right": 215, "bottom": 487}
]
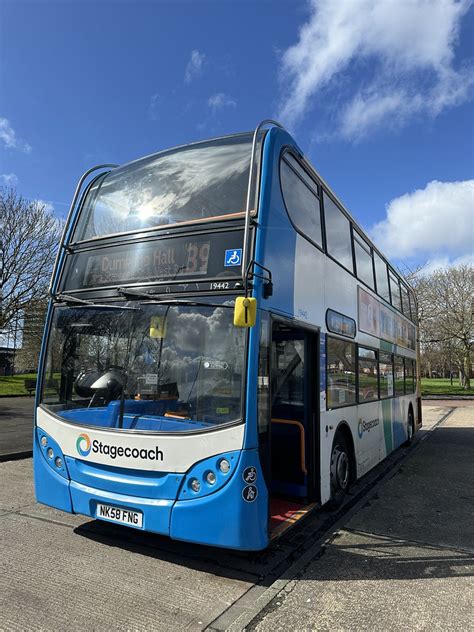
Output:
[
  {"left": 0, "top": 188, "right": 62, "bottom": 331},
  {"left": 413, "top": 265, "right": 473, "bottom": 389}
]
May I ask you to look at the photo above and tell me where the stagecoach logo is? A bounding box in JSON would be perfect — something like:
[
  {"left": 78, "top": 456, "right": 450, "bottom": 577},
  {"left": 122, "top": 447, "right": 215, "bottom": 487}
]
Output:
[
  {"left": 358, "top": 418, "right": 380, "bottom": 439},
  {"left": 75, "top": 433, "right": 164, "bottom": 461},
  {"left": 76, "top": 433, "right": 91, "bottom": 456}
]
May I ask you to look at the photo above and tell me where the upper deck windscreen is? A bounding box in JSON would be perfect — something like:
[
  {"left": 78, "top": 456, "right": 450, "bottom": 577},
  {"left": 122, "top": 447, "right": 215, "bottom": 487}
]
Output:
[{"left": 73, "top": 134, "right": 253, "bottom": 242}]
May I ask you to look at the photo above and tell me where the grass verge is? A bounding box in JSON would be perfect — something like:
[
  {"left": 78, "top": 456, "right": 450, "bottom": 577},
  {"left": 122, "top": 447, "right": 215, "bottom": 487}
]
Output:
[
  {"left": 420, "top": 378, "right": 472, "bottom": 397},
  {"left": 0, "top": 373, "right": 38, "bottom": 397}
]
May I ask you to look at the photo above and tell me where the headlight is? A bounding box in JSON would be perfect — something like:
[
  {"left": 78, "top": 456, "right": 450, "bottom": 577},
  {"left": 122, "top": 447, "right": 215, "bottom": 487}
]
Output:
[
  {"left": 190, "top": 478, "right": 201, "bottom": 493},
  {"left": 219, "top": 459, "right": 230, "bottom": 474},
  {"left": 206, "top": 471, "right": 216, "bottom": 485}
]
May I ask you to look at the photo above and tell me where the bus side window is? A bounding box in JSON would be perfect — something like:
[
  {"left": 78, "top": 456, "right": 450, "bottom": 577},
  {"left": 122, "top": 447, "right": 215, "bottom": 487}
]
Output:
[
  {"left": 326, "top": 337, "right": 356, "bottom": 408},
  {"left": 379, "top": 352, "right": 394, "bottom": 398},
  {"left": 405, "top": 359, "right": 415, "bottom": 394},
  {"left": 357, "top": 347, "right": 378, "bottom": 402},
  {"left": 280, "top": 155, "right": 323, "bottom": 248},
  {"left": 394, "top": 355, "right": 405, "bottom": 395},
  {"left": 323, "top": 192, "right": 354, "bottom": 273},
  {"left": 353, "top": 232, "right": 375, "bottom": 291},
  {"left": 400, "top": 284, "right": 411, "bottom": 319},
  {"left": 374, "top": 253, "right": 390, "bottom": 304},
  {"left": 389, "top": 273, "right": 402, "bottom": 313},
  {"left": 409, "top": 289, "right": 418, "bottom": 324}
]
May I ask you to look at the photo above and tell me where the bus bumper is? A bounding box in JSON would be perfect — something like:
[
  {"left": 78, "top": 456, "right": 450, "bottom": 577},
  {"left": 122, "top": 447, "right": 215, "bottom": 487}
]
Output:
[
  {"left": 69, "top": 481, "right": 174, "bottom": 535},
  {"left": 35, "top": 432, "right": 269, "bottom": 549}
]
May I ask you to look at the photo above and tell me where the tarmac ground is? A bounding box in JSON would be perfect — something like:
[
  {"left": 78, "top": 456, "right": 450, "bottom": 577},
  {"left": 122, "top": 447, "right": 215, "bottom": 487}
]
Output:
[
  {"left": 0, "top": 396, "right": 34, "bottom": 459},
  {"left": 0, "top": 402, "right": 472, "bottom": 631}
]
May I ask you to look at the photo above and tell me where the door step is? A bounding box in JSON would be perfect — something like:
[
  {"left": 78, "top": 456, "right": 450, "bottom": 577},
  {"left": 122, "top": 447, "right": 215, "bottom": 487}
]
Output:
[{"left": 269, "top": 498, "right": 317, "bottom": 539}]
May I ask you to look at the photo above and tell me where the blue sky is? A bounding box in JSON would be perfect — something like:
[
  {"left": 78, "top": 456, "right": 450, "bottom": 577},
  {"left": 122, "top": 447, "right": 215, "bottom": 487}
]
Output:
[{"left": 1, "top": 0, "right": 473, "bottom": 273}]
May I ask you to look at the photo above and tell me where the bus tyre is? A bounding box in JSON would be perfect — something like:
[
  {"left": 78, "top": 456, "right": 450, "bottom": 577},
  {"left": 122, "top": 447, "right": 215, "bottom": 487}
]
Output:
[
  {"left": 404, "top": 409, "right": 415, "bottom": 446},
  {"left": 328, "top": 433, "right": 351, "bottom": 510}
]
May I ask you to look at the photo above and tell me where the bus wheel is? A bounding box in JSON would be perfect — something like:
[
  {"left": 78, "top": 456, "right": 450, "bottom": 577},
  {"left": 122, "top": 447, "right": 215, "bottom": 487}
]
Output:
[
  {"left": 404, "top": 409, "right": 415, "bottom": 446},
  {"left": 328, "top": 433, "right": 351, "bottom": 509}
]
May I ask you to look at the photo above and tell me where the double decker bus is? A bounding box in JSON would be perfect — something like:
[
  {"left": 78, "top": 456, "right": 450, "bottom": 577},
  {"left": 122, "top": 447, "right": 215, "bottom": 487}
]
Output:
[{"left": 34, "top": 120, "right": 421, "bottom": 550}]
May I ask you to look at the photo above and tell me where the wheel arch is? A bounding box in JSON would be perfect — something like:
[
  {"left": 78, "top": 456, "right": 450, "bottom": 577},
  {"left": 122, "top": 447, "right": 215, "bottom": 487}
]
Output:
[{"left": 334, "top": 420, "right": 357, "bottom": 482}]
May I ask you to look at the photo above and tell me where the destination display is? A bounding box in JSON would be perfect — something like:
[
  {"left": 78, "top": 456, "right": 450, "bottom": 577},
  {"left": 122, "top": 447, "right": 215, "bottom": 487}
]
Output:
[
  {"left": 358, "top": 287, "right": 415, "bottom": 351},
  {"left": 326, "top": 309, "right": 356, "bottom": 338},
  {"left": 61, "top": 230, "right": 244, "bottom": 291}
]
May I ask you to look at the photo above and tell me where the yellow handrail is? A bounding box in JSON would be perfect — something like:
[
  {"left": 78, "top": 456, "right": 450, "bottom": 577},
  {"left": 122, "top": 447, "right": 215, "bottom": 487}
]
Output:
[{"left": 271, "top": 418, "right": 307, "bottom": 474}]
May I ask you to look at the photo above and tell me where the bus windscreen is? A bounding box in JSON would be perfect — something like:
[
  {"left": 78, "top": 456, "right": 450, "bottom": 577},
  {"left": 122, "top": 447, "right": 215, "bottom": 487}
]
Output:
[
  {"left": 40, "top": 302, "right": 245, "bottom": 432},
  {"left": 73, "top": 134, "right": 254, "bottom": 242}
]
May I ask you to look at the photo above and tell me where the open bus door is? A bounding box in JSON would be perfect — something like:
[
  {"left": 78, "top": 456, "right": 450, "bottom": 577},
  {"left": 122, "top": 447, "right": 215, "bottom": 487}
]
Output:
[{"left": 268, "top": 321, "right": 319, "bottom": 538}]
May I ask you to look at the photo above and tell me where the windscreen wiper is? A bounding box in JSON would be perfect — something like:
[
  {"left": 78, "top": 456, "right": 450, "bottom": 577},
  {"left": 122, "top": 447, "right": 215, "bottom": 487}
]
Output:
[
  {"left": 138, "top": 298, "right": 234, "bottom": 308},
  {"left": 54, "top": 293, "right": 139, "bottom": 310},
  {"left": 117, "top": 288, "right": 233, "bottom": 308},
  {"left": 54, "top": 293, "right": 94, "bottom": 305}
]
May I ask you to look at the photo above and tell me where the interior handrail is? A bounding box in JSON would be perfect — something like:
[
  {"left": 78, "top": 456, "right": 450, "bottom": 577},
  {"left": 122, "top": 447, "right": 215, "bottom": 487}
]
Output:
[{"left": 271, "top": 417, "right": 307, "bottom": 475}]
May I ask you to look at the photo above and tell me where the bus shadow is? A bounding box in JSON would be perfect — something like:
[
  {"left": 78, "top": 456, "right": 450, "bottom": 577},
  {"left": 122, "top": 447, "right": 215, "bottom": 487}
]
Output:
[
  {"left": 298, "top": 529, "right": 474, "bottom": 582},
  {"left": 74, "top": 518, "right": 282, "bottom": 583},
  {"left": 74, "top": 425, "right": 474, "bottom": 586}
]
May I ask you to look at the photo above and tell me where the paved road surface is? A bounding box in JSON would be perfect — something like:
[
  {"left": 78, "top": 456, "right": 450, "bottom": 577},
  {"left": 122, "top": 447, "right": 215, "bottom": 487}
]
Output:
[
  {"left": 0, "top": 404, "right": 472, "bottom": 631},
  {"left": 250, "top": 406, "right": 474, "bottom": 631},
  {"left": 0, "top": 397, "right": 34, "bottom": 458}
]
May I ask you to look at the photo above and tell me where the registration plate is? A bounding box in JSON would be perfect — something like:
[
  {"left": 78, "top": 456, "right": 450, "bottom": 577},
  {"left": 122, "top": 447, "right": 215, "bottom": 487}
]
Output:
[{"left": 96, "top": 503, "right": 143, "bottom": 528}]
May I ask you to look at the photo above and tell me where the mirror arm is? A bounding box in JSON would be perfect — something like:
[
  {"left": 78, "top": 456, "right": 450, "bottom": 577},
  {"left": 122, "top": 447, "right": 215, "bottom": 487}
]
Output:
[{"left": 244, "top": 260, "right": 273, "bottom": 298}]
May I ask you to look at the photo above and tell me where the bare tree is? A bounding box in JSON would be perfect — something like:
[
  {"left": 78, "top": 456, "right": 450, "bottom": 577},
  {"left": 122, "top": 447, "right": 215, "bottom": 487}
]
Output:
[
  {"left": 0, "top": 188, "right": 62, "bottom": 331},
  {"left": 413, "top": 265, "right": 473, "bottom": 389}
]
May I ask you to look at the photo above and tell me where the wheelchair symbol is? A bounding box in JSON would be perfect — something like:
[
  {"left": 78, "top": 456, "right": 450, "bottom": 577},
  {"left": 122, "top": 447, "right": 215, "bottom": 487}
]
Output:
[
  {"left": 224, "top": 249, "right": 242, "bottom": 267},
  {"left": 243, "top": 467, "right": 257, "bottom": 483}
]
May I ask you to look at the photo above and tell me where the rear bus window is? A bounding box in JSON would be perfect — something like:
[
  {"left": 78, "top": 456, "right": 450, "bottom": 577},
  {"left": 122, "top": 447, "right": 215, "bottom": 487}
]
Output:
[{"left": 327, "top": 337, "right": 356, "bottom": 408}]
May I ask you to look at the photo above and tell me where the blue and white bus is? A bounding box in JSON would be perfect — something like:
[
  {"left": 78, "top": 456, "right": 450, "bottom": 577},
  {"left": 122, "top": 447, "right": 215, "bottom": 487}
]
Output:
[{"left": 34, "top": 120, "right": 421, "bottom": 550}]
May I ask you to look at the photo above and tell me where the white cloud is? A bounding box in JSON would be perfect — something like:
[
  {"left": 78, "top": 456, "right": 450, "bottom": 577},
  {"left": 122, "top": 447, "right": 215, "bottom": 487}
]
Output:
[
  {"left": 370, "top": 180, "right": 474, "bottom": 262},
  {"left": 207, "top": 93, "right": 237, "bottom": 111},
  {"left": 184, "top": 50, "right": 205, "bottom": 84},
  {"left": 0, "top": 117, "right": 32, "bottom": 153},
  {"left": 36, "top": 199, "right": 55, "bottom": 214},
  {"left": 278, "top": 0, "right": 473, "bottom": 139},
  {"left": 419, "top": 252, "right": 473, "bottom": 275},
  {"left": 0, "top": 173, "right": 19, "bottom": 186}
]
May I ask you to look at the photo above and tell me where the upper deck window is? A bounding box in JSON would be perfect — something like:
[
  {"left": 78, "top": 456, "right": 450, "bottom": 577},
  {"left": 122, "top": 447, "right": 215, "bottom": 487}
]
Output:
[
  {"left": 280, "top": 154, "right": 322, "bottom": 248},
  {"left": 400, "top": 283, "right": 411, "bottom": 318},
  {"left": 374, "top": 252, "right": 390, "bottom": 303},
  {"left": 389, "top": 272, "right": 402, "bottom": 312},
  {"left": 323, "top": 192, "right": 354, "bottom": 273},
  {"left": 73, "top": 134, "right": 254, "bottom": 242},
  {"left": 353, "top": 231, "right": 375, "bottom": 290}
]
